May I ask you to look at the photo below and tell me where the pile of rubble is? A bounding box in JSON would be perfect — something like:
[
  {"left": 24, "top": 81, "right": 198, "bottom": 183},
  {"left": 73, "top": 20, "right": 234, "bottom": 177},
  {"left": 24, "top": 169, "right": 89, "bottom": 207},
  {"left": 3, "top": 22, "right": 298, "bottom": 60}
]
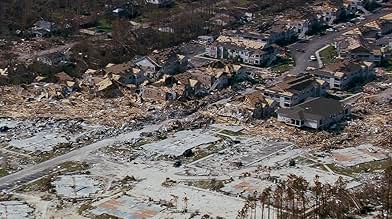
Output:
[{"left": 0, "top": 85, "right": 145, "bottom": 126}]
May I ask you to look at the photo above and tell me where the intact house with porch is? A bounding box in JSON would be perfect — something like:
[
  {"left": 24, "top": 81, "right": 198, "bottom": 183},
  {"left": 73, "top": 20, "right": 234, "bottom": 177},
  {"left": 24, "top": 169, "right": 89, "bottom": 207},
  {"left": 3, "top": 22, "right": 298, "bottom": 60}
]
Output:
[
  {"left": 310, "top": 60, "right": 375, "bottom": 90},
  {"left": 263, "top": 74, "right": 328, "bottom": 108},
  {"left": 205, "top": 34, "right": 278, "bottom": 66},
  {"left": 277, "top": 97, "right": 351, "bottom": 129}
]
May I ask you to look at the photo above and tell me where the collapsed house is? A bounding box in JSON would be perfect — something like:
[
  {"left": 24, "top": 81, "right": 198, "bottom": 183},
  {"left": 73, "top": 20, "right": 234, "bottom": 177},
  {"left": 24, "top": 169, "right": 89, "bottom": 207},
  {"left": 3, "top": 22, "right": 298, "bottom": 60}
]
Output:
[
  {"left": 133, "top": 56, "right": 162, "bottom": 75},
  {"left": 31, "top": 20, "right": 57, "bottom": 37},
  {"left": 335, "top": 33, "right": 383, "bottom": 63},
  {"left": 140, "top": 84, "right": 179, "bottom": 102},
  {"left": 103, "top": 62, "right": 147, "bottom": 85},
  {"left": 263, "top": 74, "right": 328, "bottom": 108},
  {"left": 211, "top": 90, "right": 277, "bottom": 121},
  {"left": 276, "top": 97, "right": 351, "bottom": 129},
  {"left": 359, "top": 21, "right": 382, "bottom": 40},
  {"left": 379, "top": 13, "right": 392, "bottom": 35},
  {"left": 36, "top": 52, "right": 67, "bottom": 66}
]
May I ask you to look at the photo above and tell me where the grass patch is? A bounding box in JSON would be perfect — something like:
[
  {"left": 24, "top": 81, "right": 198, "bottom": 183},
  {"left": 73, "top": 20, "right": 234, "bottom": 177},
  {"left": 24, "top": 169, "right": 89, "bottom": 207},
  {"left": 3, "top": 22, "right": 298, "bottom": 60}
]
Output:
[
  {"left": 20, "top": 175, "right": 53, "bottom": 192},
  {"left": 294, "top": 156, "right": 317, "bottom": 166},
  {"left": 58, "top": 161, "right": 90, "bottom": 173},
  {"left": 326, "top": 160, "right": 390, "bottom": 177},
  {"left": 186, "top": 179, "right": 226, "bottom": 191},
  {"left": 219, "top": 129, "right": 243, "bottom": 137},
  {"left": 319, "top": 46, "right": 338, "bottom": 65},
  {"left": 78, "top": 202, "right": 93, "bottom": 215},
  {"left": 97, "top": 18, "right": 112, "bottom": 32},
  {"left": 33, "top": 143, "right": 74, "bottom": 163},
  {"left": 34, "top": 150, "right": 66, "bottom": 163},
  {"left": 381, "top": 59, "right": 392, "bottom": 72},
  {"left": 271, "top": 57, "right": 295, "bottom": 73},
  {"left": 17, "top": 161, "right": 90, "bottom": 192},
  {"left": 190, "top": 149, "right": 211, "bottom": 162},
  {"left": 134, "top": 139, "right": 152, "bottom": 147},
  {"left": 311, "top": 164, "right": 330, "bottom": 172},
  {"left": 0, "top": 168, "right": 8, "bottom": 177}
]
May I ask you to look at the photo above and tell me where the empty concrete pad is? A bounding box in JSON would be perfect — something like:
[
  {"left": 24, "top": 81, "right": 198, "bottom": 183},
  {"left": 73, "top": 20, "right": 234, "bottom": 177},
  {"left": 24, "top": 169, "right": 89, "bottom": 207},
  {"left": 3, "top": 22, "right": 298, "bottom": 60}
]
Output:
[
  {"left": 0, "top": 201, "right": 34, "bottom": 219},
  {"left": 142, "top": 129, "right": 220, "bottom": 156},
  {"left": 9, "top": 131, "right": 69, "bottom": 152},
  {"left": 53, "top": 175, "right": 101, "bottom": 199},
  {"left": 91, "top": 195, "right": 161, "bottom": 219}
]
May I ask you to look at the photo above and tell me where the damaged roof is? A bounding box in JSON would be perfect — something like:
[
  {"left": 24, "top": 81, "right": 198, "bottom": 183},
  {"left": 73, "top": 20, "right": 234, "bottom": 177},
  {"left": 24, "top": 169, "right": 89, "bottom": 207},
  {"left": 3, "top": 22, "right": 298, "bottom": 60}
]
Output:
[
  {"left": 266, "top": 74, "right": 318, "bottom": 96},
  {"left": 215, "top": 35, "right": 267, "bottom": 50}
]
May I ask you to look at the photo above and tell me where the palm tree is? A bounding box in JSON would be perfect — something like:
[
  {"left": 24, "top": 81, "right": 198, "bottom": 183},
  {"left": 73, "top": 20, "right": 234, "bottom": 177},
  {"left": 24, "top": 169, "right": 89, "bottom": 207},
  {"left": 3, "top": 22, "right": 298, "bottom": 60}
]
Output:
[
  {"left": 262, "top": 187, "right": 272, "bottom": 219},
  {"left": 380, "top": 162, "right": 392, "bottom": 218},
  {"left": 259, "top": 192, "right": 266, "bottom": 219},
  {"left": 312, "top": 176, "right": 322, "bottom": 219},
  {"left": 274, "top": 183, "right": 285, "bottom": 218}
]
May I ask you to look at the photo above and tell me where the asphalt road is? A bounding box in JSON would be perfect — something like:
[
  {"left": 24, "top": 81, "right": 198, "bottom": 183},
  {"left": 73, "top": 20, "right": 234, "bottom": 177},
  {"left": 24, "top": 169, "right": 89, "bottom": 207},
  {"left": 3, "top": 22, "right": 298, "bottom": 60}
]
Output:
[{"left": 289, "top": 8, "right": 392, "bottom": 74}]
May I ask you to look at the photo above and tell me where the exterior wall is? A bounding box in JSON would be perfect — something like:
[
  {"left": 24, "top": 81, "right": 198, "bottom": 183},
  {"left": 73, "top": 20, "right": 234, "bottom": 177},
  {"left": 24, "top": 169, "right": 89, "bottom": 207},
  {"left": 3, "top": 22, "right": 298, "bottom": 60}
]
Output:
[
  {"left": 264, "top": 91, "right": 296, "bottom": 108},
  {"left": 319, "top": 113, "right": 347, "bottom": 129},
  {"left": 320, "top": 11, "right": 337, "bottom": 25},
  {"left": 290, "top": 21, "right": 310, "bottom": 39},
  {"left": 278, "top": 112, "right": 348, "bottom": 129},
  {"left": 206, "top": 46, "right": 218, "bottom": 58},
  {"left": 304, "top": 120, "right": 319, "bottom": 129},
  {"left": 205, "top": 44, "right": 276, "bottom": 66},
  {"left": 277, "top": 114, "right": 303, "bottom": 127},
  {"left": 350, "top": 52, "right": 382, "bottom": 63},
  {"left": 133, "top": 73, "right": 147, "bottom": 85},
  {"left": 265, "top": 83, "right": 322, "bottom": 108}
]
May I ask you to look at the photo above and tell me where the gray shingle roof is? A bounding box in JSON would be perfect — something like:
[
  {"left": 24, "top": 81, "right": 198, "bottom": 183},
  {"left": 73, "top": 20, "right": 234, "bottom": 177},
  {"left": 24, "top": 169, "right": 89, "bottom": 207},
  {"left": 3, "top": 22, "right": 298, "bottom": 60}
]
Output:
[{"left": 277, "top": 97, "right": 345, "bottom": 121}]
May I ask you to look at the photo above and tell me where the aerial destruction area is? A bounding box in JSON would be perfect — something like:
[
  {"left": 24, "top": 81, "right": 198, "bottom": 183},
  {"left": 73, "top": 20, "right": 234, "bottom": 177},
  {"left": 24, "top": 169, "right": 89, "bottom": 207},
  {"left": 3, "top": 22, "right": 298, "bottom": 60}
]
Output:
[{"left": 0, "top": 0, "right": 391, "bottom": 218}]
